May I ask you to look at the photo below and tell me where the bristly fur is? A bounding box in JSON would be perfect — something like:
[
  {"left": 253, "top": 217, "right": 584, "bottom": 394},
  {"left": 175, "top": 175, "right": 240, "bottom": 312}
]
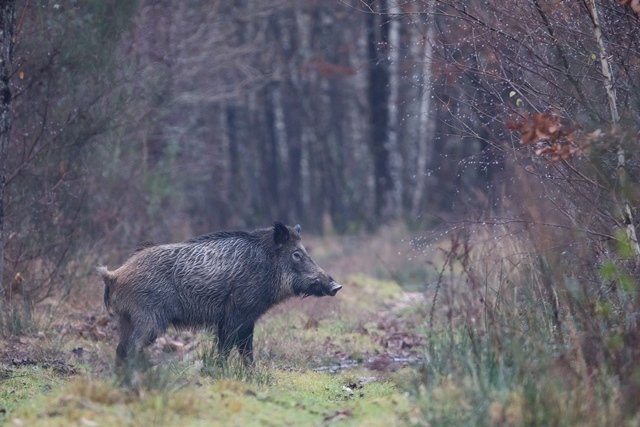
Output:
[
  {"left": 133, "top": 241, "right": 156, "bottom": 253},
  {"left": 96, "top": 222, "right": 338, "bottom": 368}
]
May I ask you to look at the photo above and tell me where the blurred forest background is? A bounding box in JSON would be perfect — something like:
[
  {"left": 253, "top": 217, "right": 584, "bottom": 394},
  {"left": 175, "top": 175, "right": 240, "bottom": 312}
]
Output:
[
  {"left": 1, "top": 0, "right": 640, "bottom": 423},
  {"left": 1, "top": 0, "right": 639, "bottom": 296}
]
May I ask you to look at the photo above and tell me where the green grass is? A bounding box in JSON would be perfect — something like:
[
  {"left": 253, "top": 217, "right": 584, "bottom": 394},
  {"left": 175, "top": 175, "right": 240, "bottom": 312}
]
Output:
[
  {"left": 0, "top": 366, "right": 66, "bottom": 425},
  {"left": 3, "top": 367, "right": 412, "bottom": 426},
  {"left": 254, "top": 274, "right": 409, "bottom": 367},
  {"left": 413, "top": 327, "right": 631, "bottom": 427}
]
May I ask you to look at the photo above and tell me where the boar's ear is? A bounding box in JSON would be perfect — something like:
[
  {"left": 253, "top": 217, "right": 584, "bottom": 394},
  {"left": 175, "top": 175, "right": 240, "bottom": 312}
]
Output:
[
  {"left": 294, "top": 224, "right": 301, "bottom": 234},
  {"left": 273, "top": 221, "right": 290, "bottom": 245}
]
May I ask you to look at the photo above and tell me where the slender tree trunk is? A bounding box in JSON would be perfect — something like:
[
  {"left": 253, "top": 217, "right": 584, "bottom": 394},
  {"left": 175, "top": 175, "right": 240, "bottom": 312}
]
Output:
[
  {"left": 366, "top": 0, "right": 392, "bottom": 221},
  {"left": 0, "top": 0, "right": 16, "bottom": 297},
  {"left": 262, "top": 85, "right": 281, "bottom": 221},
  {"left": 225, "top": 105, "right": 242, "bottom": 225},
  {"left": 272, "top": 85, "right": 289, "bottom": 222},
  {"left": 387, "top": 0, "right": 402, "bottom": 218},
  {"left": 585, "top": 0, "right": 619, "bottom": 124},
  {"left": 585, "top": 0, "right": 640, "bottom": 258},
  {"left": 533, "top": 0, "right": 600, "bottom": 123},
  {"left": 411, "top": 1, "right": 435, "bottom": 218},
  {"left": 327, "top": 78, "right": 349, "bottom": 232}
]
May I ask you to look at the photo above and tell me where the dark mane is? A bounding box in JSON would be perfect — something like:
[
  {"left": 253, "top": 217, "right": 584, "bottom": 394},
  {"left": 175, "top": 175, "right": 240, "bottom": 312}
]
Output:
[
  {"left": 133, "top": 241, "right": 156, "bottom": 253},
  {"left": 185, "top": 230, "right": 257, "bottom": 244},
  {"left": 185, "top": 224, "right": 298, "bottom": 248}
]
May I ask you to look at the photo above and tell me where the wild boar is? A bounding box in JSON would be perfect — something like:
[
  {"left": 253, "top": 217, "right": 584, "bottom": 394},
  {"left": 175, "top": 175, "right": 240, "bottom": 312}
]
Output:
[{"left": 97, "top": 222, "right": 341, "bottom": 368}]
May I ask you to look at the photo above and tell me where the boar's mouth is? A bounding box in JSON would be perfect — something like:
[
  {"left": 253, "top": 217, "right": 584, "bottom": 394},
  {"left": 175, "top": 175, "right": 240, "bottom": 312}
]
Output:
[{"left": 301, "top": 280, "right": 342, "bottom": 298}]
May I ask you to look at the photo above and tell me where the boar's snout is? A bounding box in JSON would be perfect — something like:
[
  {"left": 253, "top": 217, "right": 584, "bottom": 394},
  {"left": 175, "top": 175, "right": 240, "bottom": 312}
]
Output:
[
  {"left": 327, "top": 281, "right": 342, "bottom": 296},
  {"left": 303, "top": 275, "right": 343, "bottom": 297}
]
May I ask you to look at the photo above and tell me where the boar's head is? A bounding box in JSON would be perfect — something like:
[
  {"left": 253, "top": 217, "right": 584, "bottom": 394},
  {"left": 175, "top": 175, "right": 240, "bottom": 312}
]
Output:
[{"left": 273, "top": 222, "right": 342, "bottom": 297}]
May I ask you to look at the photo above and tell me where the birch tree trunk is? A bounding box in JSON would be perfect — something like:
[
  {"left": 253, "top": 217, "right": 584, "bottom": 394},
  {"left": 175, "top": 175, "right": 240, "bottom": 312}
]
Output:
[
  {"left": 387, "top": 0, "right": 402, "bottom": 218},
  {"left": 411, "top": 0, "right": 435, "bottom": 218},
  {"left": 585, "top": 0, "right": 640, "bottom": 258},
  {"left": 0, "top": 0, "right": 16, "bottom": 297}
]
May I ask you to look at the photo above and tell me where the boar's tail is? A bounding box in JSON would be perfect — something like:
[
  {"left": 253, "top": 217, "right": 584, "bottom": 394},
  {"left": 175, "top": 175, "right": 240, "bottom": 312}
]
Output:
[{"left": 96, "top": 266, "right": 117, "bottom": 312}]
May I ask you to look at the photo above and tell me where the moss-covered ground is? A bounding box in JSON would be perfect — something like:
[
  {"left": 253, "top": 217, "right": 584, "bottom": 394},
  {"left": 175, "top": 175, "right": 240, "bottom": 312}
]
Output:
[{"left": 3, "top": 366, "right": 417, "bottom": 426}]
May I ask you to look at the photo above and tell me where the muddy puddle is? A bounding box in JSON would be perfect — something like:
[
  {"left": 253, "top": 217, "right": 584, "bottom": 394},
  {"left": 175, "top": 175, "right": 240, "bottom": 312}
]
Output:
[{"left": 313, "top": 355, "right": 423, "bottom": 373}]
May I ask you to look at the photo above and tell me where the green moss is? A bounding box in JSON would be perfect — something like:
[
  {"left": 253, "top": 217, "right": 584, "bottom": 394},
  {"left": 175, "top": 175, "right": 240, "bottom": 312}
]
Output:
[
  {"left": 0, "top": 366, "right": 66, "bottom": 424},
  {"left": 7, "top": 368, "right": 412, "bottom": 426},
  {"left": 254, "top": 274, "right": 411, "bottom": 367}
]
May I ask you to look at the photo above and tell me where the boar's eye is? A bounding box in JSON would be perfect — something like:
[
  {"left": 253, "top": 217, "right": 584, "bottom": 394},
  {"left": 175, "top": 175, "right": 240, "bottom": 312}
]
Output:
[{"left": 292, "top": 251, "right": 303, "bottom": 262}]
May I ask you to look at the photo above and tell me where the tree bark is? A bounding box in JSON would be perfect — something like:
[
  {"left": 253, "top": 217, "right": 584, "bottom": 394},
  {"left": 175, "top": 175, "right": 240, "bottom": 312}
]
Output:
[
  {"left": 411, "top": 2, "right": 436, "bottom": 218},
  {"left": 0, "top": 0, "right": 16, "bottom": 297},
  {"left": 281, "top": 9, "right": 304, "bottom": 224},
  {"left": 366, "top": 0, "right": 392, "bottom": 221},
  {"left": 585, "top": 0, "right": 640, "bottom": 258},
  {"left": 387, "top": 0, "right": 402, "bottom": 218},
  {"left": 261, "top": 85, "right": 281, "bottom": 221}
]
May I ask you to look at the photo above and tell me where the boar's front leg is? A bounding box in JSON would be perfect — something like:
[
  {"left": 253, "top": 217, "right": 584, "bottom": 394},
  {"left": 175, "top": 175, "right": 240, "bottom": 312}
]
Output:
[
  {"left": 115, "top": 312, "right": 160, "bottom": 373},
  {"left": 216, "top": 322, "right": 233, "bottom": 362},
  {"left": 115, "top": 314, "right": 134, "bottom": 367},
  {"left": 237, "top": 323, "right": 254, "bottom": 367},
  {"left": 217, "top": 319, "right": 255, "bottom": 367}
]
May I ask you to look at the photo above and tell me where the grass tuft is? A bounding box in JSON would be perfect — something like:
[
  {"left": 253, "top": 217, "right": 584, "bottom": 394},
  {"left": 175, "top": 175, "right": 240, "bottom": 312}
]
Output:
[{"left": 0, "top": 299, "right": 38, "bottom": 337}]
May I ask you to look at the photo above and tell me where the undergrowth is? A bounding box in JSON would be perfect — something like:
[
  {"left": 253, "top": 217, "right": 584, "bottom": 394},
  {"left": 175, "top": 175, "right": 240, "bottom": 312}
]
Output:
[{"left": 414, "top": 225, "right": 640, "bottom": 426}]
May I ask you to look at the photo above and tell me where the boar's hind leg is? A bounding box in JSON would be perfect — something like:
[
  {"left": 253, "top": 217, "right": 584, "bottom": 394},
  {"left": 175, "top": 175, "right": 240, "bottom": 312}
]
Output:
[{"left": 237, "top": 323, "right": 254, "bottom": 367}]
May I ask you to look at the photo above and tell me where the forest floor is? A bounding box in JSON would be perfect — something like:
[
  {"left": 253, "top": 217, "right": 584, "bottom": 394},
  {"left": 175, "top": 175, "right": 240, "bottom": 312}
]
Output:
[{"left": 0, "top": 227, "right": 433, "bottom": 426}]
